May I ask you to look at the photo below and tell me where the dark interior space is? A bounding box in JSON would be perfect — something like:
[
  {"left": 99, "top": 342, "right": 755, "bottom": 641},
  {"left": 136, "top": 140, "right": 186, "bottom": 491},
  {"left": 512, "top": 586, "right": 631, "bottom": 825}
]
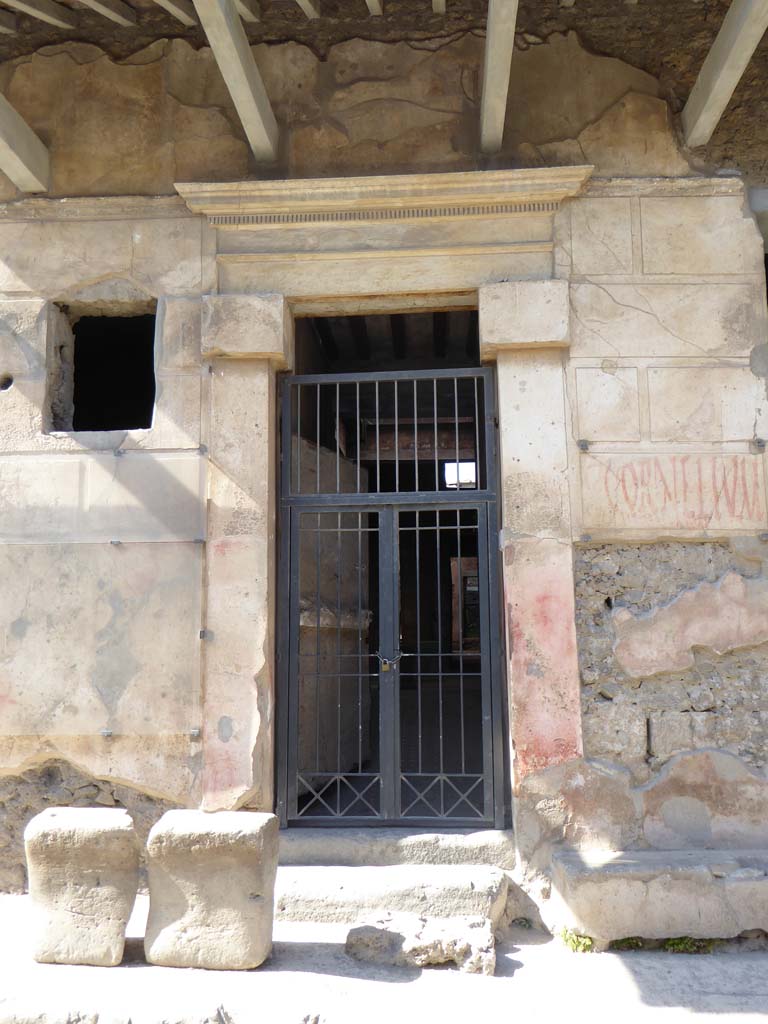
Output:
[
  {"left": 297, "top": 309, "right": 479, "bottom": 373},
  {"left": 72, "top": 315, "right": 156, "bottom": 431},
  {"left": 291, "top": 310, "right": 489, "bottom": 821}
]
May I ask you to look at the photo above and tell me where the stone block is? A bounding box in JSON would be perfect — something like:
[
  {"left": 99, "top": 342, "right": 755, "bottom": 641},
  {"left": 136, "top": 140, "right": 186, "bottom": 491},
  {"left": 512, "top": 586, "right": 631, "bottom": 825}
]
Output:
[
  {"left": 570, "top": 281, "right": 763, "bottom": 358},
  {"left": 24, "top": 807, "right": 139, "bottom": 966},
  {"left": 640, "top": 196, "right": 764, "bottom": 277},
  {"left": 479, "top": 280, "right": 569, "bottom": 355},
  {"left": 202, "top": 293, "right": 294, "bottom": 367},
  {"left": 582, "top": 701, "right": 648, "bottom": 762},
  {"left": 156, "top": 297, "right": 202, "bottom": 370},
  {"left": 144, "top": 810, "right": 279, "bottom": 970},
  {"left": 579, "top": 453, "right": 767, "bottom": 533},
  {"left": 346, "top": 913, "right": 496, "bottom": 975},
  {"left": 648, "top": 366, "right": 768, "bottom": 443},
  {"left": 275, "top": 865, "right": 509, "bottom": 925},
  {"left": 570, "top": 199, "right": 633, "bottom": 275},
  {"left": 574, "top": 366, "right": 641, "bottom": 442},
  {"left": 0, "top": 299, "right": 48, "bottom": 377},
  {"left": 647, "top": 711, "right": 693, "bottom": 760},
  {"left": 550, "top": 848, "right": 768, "bottom": 945}
]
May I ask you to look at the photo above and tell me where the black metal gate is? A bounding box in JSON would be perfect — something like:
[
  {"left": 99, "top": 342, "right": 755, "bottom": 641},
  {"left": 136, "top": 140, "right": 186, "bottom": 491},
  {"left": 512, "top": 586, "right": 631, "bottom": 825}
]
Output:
[{"left": 277, "top": 368, "right": 504, "bottom": 827}]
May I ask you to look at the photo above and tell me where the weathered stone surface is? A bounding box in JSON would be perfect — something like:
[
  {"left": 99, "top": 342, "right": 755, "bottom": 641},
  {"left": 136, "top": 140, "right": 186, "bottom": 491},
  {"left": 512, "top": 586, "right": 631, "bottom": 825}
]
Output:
[
  {"left": 201, "top": 293, "right": 294, "bottom": 367},
  {"left": 24, "top": 807, "right": 139, "bottom": 966},
  {"left": 0, "top": 32, "right": 693, "bottom": 197},
  {"left": 570, "top": 198, "right": 633, "bottom": 276},
  {"left": 203, "top": 360, "right": 276, "bottom": 812},
  {"left": 640, "top": 750, "right": 768, "bottom": 850},
  {"left": 574, "top": 366, "right": 641, "bottom": 442},
  {"left": 478, "top": 280, "right": 570, "bottom": 353},
  {"left": 0, "top": 542, "right": 203, "bottom": 805},
  {"left": 614, "top": 572, "right": 768, "bottom": 677},
  {"left": 144, "top": 810, "right": 279, "bottom": 970},
  {"left": 0, "top": 759, "right": 176, "bottom": 894},
  {"left": 275, "top": 865, "right": 509, "bottom": 926},
  {"left": 578, "top": 93, "right": 692, "bottom": 177},
  {"left": 576, "top": 543, "right": 768, "bottom": 778},
  {"left": 346, "top": 913, "right": 496, "bottom": 975},
  {"left": 579, "top": 454, "right": 767, "bottom": 533},
  {"left": 278, "top": 828, "right": 516, "bottom": 870},
  {"left": 647, "top": 366, "right": 768, "bottom": 443},
  {"left": 550, "top": 848, "right": 768, "bottom": 944},
  {"left": 640, "top": 196, "right": 764, "bottom": 277}
]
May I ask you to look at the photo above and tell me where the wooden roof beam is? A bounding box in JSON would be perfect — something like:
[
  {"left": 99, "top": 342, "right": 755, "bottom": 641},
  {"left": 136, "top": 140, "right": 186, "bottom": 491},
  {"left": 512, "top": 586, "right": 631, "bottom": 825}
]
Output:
[
  {"left": 365, "top": 0, "right": 383, "bottom": 12},
  {"left": 0, "top": 8, "right": 18, "bottom": 31},
  {"left": 1, "top": 0, "right": 75, "bottom": 28},
  {"left": 294, "top": 0, "right": 319, "bottom": 17},
  {"left": 193, "top": 0, "right": 278, "bottom": 162},
  {"left": 235, "top": 0, "right": 260, "bottom": 21},
  {"left": 0, "top": 94, "right": 49, "bottom": 193},
  {"left": 152, "top": 0, "right": 196, "bottom": 26},
  {"left": 683, "top": 0, "right": 768, "bottom": 147},
  {"left": 77, "top": 0, "right": 136, "bottom": 26},
  {"left": 480, "top": 0, "right": 519, "bottom": 154}
]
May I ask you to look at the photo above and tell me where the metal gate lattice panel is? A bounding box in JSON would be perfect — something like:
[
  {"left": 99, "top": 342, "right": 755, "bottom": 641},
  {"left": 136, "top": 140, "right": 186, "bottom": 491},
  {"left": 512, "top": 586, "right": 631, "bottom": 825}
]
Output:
[{"left": 278, "top": 368, "right": 503, "bottom": 827}]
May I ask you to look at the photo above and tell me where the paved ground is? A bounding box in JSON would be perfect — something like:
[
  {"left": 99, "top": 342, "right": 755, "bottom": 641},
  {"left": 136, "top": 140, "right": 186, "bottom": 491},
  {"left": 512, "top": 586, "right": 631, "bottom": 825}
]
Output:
[{"left": 1, "top": 894, "right": 768, "bottom": 1024}]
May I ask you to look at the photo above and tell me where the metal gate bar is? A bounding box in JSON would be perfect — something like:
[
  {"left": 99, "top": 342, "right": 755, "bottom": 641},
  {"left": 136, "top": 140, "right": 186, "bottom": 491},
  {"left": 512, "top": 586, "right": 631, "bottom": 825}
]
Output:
[{"left": 278, "top": 367, "right": 503, "bottom": 827}]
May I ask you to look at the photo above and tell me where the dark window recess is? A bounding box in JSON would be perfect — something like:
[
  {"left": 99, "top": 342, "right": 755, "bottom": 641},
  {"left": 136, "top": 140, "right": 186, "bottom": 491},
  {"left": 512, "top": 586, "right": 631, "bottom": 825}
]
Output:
[{"left": 72, "top": 315, "right": 156, "bottom": 431}]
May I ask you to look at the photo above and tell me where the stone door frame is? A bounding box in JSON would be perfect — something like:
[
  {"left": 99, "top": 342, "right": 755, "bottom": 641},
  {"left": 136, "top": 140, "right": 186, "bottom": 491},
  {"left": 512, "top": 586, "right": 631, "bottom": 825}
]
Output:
[{"left": 182, "top": 167, "right": 593, "bottom": 814}]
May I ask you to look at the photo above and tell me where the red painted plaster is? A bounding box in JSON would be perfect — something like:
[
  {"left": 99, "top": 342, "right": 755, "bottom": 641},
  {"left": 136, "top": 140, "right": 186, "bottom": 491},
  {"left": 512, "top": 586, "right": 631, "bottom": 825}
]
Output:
[{"left": 503, "top": 539, "right": 583, "bottom": 783}]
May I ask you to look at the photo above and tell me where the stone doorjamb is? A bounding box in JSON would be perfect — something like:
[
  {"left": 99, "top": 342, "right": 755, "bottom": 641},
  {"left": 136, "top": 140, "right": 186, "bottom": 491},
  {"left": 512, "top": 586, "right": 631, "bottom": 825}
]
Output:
[
  {"left": 199, "top": 293, "right": 294, "bottom": 811},
  {"left": 178, "top": 167, "right": 594, "bottom": 813},
  {"left": 479, "top": 281, "right": 583, "bottom": 789}
]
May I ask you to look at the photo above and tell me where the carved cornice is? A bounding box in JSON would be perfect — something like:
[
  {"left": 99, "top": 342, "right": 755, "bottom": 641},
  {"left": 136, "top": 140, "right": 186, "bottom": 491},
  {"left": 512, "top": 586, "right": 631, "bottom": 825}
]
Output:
[{"left": 175, "top": 167, "right": 594, "bottom": 228}]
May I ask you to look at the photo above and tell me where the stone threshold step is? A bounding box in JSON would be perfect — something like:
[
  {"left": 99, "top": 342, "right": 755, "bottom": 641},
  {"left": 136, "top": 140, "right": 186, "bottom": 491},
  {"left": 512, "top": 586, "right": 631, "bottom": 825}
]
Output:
[
  {"left": 551, "top": 848, "right": 768, "bottom": 945},
  {"left": 278, "top": 828, "right": 516, "bottom": 869},
  {"left": 275, "top": 864, "right": 510, "bottom": 925}
]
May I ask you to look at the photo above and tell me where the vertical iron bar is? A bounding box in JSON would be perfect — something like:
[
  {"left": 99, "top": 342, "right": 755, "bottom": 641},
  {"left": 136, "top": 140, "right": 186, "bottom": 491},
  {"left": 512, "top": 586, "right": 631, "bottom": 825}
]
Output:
[
  {"left": 285, "top": 510, "right": 302, "bottom": 821},
  {"left": 336, "top": 511, "right": 342, "bottom": 789},
  {"left": 436, "top": 507, "right": 443, "bottom": 788},
  {"left": 356, "top": 382, "right": 361, "bottom": 494},
  {"left": 457, "top": 511, "right": 465, "bottom": 775},
  {"left": 474, "top": 376, "right": 481, "bottom": 491},
  {"left": 379, "top": 508, "right": 396, "bottom": 819},
  {"left": 296, "top": 383, "right": 302, "bottom": 494},
  {"left": 316, "top": 384, "right": 321, "bottom": 494},
  {"left": 433, "top": 378, "right": 438, "bottom": 491},
  {"left": 415, "top": 509, "right": 422, "bottom": 776},
  {"left": 479, "top": 502, "right": 498, "bottom": 823},
  {"left": 453, "top": 377, "right": 460, "bottom": 492},
  {"left": 394, "top": 381, "right": 400, "bottom": 493},
  {"left": 336, "top": 382, "right": 340, "bottom": 494},
  {"left": 314, "top": 512, "right": 322, "bottom": 777},
  {"left": 357, "top": 511, "right": 363, "bottom": 774},
  {"left": 413, "top": 379, "right": 419, "bottom": 491},
  {"left": 375, "top": 380, "right": 381, "bottom": 493}
]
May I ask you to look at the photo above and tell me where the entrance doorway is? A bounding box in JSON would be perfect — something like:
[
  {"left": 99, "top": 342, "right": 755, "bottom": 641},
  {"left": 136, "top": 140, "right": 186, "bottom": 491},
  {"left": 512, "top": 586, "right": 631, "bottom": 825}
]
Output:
[{"left": 277, "top": 313, "right": 504, "bottom": 827}]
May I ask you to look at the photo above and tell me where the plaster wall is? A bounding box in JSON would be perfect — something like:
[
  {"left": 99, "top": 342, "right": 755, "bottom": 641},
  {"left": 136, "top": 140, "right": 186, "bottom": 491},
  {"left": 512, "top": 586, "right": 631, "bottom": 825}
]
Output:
[{"left": 0, "top": 32, "right": 767, "bottom": 894}]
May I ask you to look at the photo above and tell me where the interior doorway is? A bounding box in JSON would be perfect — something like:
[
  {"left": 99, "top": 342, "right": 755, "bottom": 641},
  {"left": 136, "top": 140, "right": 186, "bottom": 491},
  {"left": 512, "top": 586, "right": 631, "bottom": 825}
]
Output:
[{"left": 277, "top": 311, "right": 504, "bottom": 827}]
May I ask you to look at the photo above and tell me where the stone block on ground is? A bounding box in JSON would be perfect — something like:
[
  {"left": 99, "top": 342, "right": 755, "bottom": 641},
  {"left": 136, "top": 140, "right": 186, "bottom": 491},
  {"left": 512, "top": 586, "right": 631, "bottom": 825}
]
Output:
[
  {"left": 550, "top": 848, "right": 768, "bottom": 946},
  {"left": 346, "top": 913, "right": 496, "bottom": 974},
  {"left": 275, "top": 864, "right": 509, "bottom": 925},
  {"left": 144, "top": 810, "right": 279, "bottom": 970},
  {"left": 24, "top": 807, "right": 139, "bottom": 966}
]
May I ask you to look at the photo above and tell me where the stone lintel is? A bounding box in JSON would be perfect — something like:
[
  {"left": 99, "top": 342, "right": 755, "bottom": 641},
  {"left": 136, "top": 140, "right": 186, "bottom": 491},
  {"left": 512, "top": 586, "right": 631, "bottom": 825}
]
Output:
[
  {"left": 176, "top": 166, "right": 594, "bottom": 227},
  {"left": 201, "top": 292, "right": 294, "bottom": 368},
  {"left": 478, "top": 280, "right": 569, "bottom": 357}
]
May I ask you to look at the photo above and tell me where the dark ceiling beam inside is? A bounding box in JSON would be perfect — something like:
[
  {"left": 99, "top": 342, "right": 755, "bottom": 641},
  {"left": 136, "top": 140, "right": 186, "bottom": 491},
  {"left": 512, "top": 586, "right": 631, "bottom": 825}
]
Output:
[
  {"left": 313, "top": 317, "right": 339, "bottom": 363},
  {"left": 433, "top": 311, "right": 449, "bottom": 359},
  {"left": 348, "top": 315, "right": 371, "bottom": 361},
  {"left": 390, "top": 314, "right": 407, "bottom": 359}
]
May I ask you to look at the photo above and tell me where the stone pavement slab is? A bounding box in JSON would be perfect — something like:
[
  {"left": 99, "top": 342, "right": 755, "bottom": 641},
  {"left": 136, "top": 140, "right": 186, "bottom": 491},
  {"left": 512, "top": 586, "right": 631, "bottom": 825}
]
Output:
[{"left": 1, "top": 895, "right": 768, "bottom": 1024}]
